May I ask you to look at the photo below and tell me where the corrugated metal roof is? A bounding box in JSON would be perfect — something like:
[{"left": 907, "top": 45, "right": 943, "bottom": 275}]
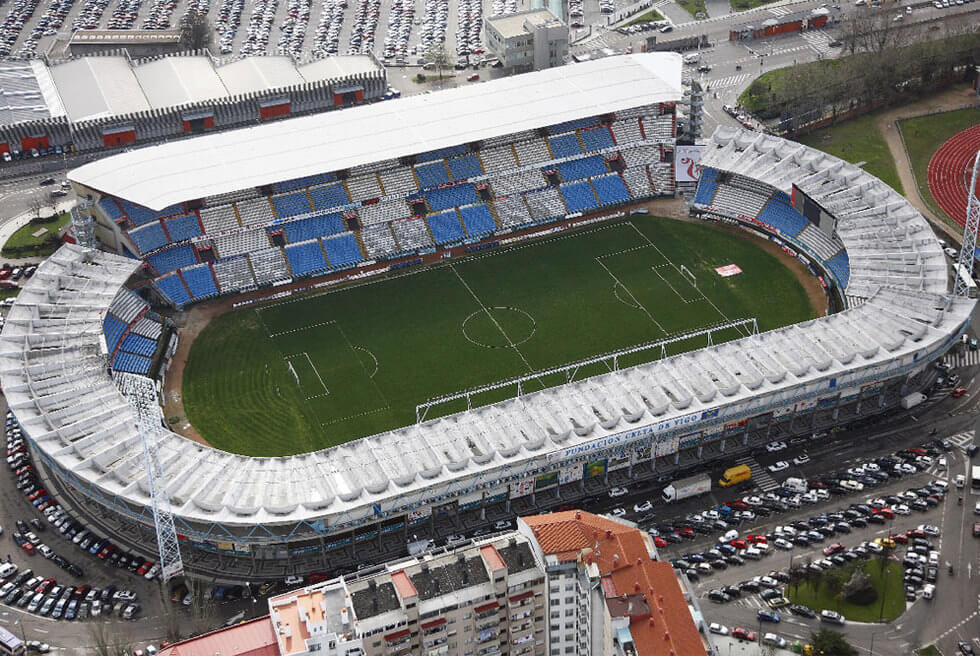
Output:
[
  {"left": 49, "top": 57, "right": 150, "bottom": 122},
  {"left": 134, "top": 56, "right": 228, "bottom": 108}
]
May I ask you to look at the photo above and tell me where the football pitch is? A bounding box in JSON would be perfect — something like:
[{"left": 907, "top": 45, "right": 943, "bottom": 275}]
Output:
[{"left": 181, "top": 216, "right": 818, "bottom": 456}]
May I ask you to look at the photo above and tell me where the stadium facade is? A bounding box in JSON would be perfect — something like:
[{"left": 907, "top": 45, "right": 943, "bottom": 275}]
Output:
[{"left": 0, "top": 53, "right": 972, "bottom": 582}]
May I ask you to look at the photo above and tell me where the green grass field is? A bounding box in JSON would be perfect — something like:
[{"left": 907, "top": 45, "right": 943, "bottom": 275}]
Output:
[
  {"left": 898, "top": 105, "right": 980, "bottom": 227},
  {"left": 182, "top": 216, "right": 818, "bottom": 456},
  {"left": 2, "top": 213, "right": 70, "bottom": 257},
  {"left": 786, "top": 561, "right": 906, "bottom": 622},
  {"left": 799, "top": 113, "right": 904, "bottom": 195},
  {"left": 624, "top": 8, "right": 664, "bottom": 25}
]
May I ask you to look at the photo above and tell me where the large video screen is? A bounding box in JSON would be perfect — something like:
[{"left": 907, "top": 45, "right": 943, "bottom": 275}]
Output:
[{"left": 792, "top": 184, "right": 837, "bottom": 237}]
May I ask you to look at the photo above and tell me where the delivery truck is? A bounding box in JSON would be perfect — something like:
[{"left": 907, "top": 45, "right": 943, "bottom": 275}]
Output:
[
  {"left": 900, "top": 392, "right": 926, "bottom": 410},
  {"left": 661, "top": 473, "right": 711, "bottom": 503},
  {"left": 718, "top": 464, "right": 752, "bottom": 487}
]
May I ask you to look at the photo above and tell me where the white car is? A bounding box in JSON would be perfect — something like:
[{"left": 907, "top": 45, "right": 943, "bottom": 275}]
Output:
[
  {"left": 792, "top": 454, "right": 810, "bottom": 466},
  {"left": 955, "top": 474, "right": 966, "bottom": 488},
  {"left": 896, "top": 463, "right": 917, "bottom": 475},
  {"left": 774, "top": 525, "right": 796, "bottom": 537},
  {"left": 609, "top": 508, "right": 627, "bottom": 518},
  {"left": 633, "top": 500, "right": 653, "bottom": 514},
  {"left": 864, "top": 541, "right": 884, "bottom": 554},
  {"left": 737, "top": 510, "right": 757, "bottom": 521},
  {"left": 774, "top": 538, "right": 794, "bottom": 550},
  {"left": 917, "top": 524, "right": 940, "bottom": 537},
  {"left": 815, "top": 489, "right": 830, "bottom": 500},
  {"left": 975, "top": 500, "right": 980, "bottom": 516},
  {"left": 932, "top": 479, "right": 948, "bottom": 491},
  {"left": 766, "top": 441, "right": 788, "bottom": 452},
  {"left": 868, "top": 497, "right": 886, "bottom": 507},
  {"left": 744, "top": 495, "right": 764, "bottom": 506},
  {"left": 763, "top": 633, "right": 787, "bottom": 648},
  {"left": 820, "top": 609, "right": 845, "bottom": 625},
  {"left": 708, "top": 623, "right": 729, "bottom": 636},
  {"left": 768, "top": 461, "right": 789, "bottom": 474},
  {"left": 840, "top": 479, "right": 864, "bottom": 492},
  {"left": 846, "top": 466, "right": 866, "bottom": 477},
  {"left": 864, "top": 462, "right": 880, "bottom": 472},
  {"left": 893, "top": 504, "right": 911, "bottom": 515},
  {"left": 703, "top": 510, "right": 720, "bottom": 521},
  {"left": 719, "top": 529, "right": 739, "bottom": 543},
  {"left": 608, "top": 487, "right": 628, "bottom": 498}
]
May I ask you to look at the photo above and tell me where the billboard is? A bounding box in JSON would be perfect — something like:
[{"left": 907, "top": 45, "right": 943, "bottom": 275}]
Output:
[
  {"left": 559, "top": 463, "right": 584, "bottom": 484},
  {"left": 509, "top": 479, "right": 535, "bottom": 499},
  {"left": 584, "top": 459, "right": 607, "bottom": 478},
  {"left": 675, "top": 145, "right": 706, "bottom": 182},
  {"left": 536, "top": 471, "right": 559, "bottom": 489}
]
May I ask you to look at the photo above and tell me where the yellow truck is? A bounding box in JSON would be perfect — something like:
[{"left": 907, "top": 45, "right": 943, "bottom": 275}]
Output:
[{"left": 718, "top": 464, "right": 752, "bottom": 487}]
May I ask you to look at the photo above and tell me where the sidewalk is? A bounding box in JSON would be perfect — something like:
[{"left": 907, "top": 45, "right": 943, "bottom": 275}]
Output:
[{"left": 0, "top": 199, "right": 76, "bottom": 266}]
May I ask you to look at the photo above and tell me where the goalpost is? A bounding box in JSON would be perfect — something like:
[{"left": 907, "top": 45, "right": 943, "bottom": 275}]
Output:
[{"left": 679, "top": 264, "right": 697, "bottom": 288}]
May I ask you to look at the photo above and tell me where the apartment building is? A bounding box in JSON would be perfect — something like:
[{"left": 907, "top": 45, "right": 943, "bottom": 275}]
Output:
[
  {"left": 484, "top": 8, "right": 569, "bottom": 72},
  {"left": 268, "top": 534, "right": 547, "bottom": 656}
]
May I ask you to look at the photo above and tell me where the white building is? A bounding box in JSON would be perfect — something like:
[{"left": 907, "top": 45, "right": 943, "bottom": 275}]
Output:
[{"left": 485, "top": 8, "right": 568, "bottom": 72}]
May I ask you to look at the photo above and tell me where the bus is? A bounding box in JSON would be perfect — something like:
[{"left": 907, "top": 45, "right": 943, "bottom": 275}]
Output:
[
  {"left": 956, "top": 264, "right": 977, "bottom": 299},
  {"left": 971, "top": 465, "right": 980, "bottom": 491}
]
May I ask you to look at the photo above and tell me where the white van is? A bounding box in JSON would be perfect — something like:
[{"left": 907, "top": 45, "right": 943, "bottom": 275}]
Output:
[
  {"left": 923, "top": 583, "right": 935, "bottom": 600},
  {"left": 784, "top": 477, "right": 808, "bottom": 493},
  {"left": 743, "top": 547, "right": 763, "bottom": 560},
  {"left": 754, "top": 542, "right": 771, "bottom": 555}
]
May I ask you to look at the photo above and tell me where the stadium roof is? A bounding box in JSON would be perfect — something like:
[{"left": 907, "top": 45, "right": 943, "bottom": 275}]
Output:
[
  {"left": 0, "top": 54, "right": 382, "bottom": 128},
  {"left": 68, "top": 53, "right": 684, "bottom": 210}
]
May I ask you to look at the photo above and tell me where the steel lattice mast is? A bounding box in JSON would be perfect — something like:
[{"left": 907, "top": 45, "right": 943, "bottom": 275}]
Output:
[
  {"left": 129, "top": 392, "right": 184, "bottom": 582},
  {"left": 954, "top": 151, "right": 980, "bottom": 297}
]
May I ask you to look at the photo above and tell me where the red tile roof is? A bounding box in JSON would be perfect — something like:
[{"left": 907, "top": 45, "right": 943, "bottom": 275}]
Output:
[
  {"left": 480, "top": 544, "right": 507, "bottom": 572},
  {"left": 391, "top": 570, "right": 417, "bottom": 599},
  {"left": 523, "top": 511, "right": 706, "bottom": 656},
  {"left": 159, "top": 617, "right": 278, "bottom": 656}
]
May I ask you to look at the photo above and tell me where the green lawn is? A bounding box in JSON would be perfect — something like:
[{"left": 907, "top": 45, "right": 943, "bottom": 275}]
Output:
[
  {"left": 730, "top": 0, "right": 780, "bottom": 10},
  {"left": 182, "top": 216, "right": 818, "bottom": 456},
  {"left": 786, "top": 561, "right": 906, "bottom": 622},
  {"left": 676, "top": 0, "right": 707, "bottom": 18},
  {"left": 916, "top": 646, "right": 940, "bottom": 656},
  {"left": 898, "top": 106, "right": 980, "bottom": 226},
  {"left": 1, "top": 213, "right": 70, "bottom": 257},
  {"left": 798, "top": 113, "right": 904, "bottom": 194},
  {"left": 624, "top": 8, "right": 663, "bottom": 25},
  {"left": 0, "top": 288, "right": 20, "bottom": 300}
]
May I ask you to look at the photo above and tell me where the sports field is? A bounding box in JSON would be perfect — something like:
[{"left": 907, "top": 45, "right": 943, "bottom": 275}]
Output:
[{"left": 182, "top": 216, "right": 818, "bottom": 456}]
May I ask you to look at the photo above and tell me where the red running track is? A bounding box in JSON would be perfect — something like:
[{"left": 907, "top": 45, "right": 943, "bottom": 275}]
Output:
[{"left": 927, "top": 125, "right": 980, "bottom": 228}]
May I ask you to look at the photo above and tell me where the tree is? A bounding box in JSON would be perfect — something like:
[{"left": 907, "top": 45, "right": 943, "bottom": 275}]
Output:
[
  {"left": 423, "top": 43, "right": 454, "bottom": 85},
  {"left": 843, "top": 566, "right": 877, "bottom": 606},
  {"left": 187, "top": 577, "right": 218, "bottom": 635},
  {"left": 88, "top": 620, "right": 134, "bottom": 656},
  {"left": 157, "top": 581, "right": 183, "bottom": 644},
  {"left": 822, "top": 568, "right": 845, "bottom": 609},
  {"left": 789, "top": 564, "right": 808, "bottom": 597},
  {"left": 810, "top": 628, "right": 859, "bottom": 656},
  {"left": 179, "top": 9, "right": 211, "bottom": 50}
]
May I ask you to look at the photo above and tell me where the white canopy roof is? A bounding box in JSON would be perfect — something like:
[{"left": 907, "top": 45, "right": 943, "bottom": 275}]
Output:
[{"left": 68, "top": 53, "right": 684, "bottom": 210}]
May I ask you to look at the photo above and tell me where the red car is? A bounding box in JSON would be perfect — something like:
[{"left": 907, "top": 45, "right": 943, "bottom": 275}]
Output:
[
  {"left": 890, "top": 533, "right": 908, "bottom": 544},
  {"left": 952, "top": 387, "right": 968, "bottom": 398},
  {"left": 907, "top": 528, "right": 926, "bottom": 539},
  {"left": 746, "top": 534, "right": 767, "bottom": 545},
  {"left": 15, "top": 465, "right": 33, "bottom": 476},
  {"left": 874, "top": 507, "right": 894, "bottom": 519},
  {"left": 730, "top": 539, "right": 747, "bottom": 550},
  {"left": 732, "top": 628, "right": 756, "bottom": 641},
  {"left": 97, "top": 545, "right": 116, "bottom": 560},
  {"left": 653, "top": 536, "right": 667, "bottom": 547},
  {"left": 973, "top": 522, "right": 980, "bottom": 537},
  {"left": 28, "top": 489, "right": 46, "bottom": 501},
  {"left": 729, "top": 500, "right": 749, "bottom": 511},
  {"left": 823, "top": 543, "right": 845, "bottom": 556},
  {"left": 467, "top": 73, "right": 479, "bottom": 81},
  {"left": 808, "top": 480, "right": 826, "bottom": 490},
  {"left": 675, "top": 527, "right": 695, "bottom": 539},
  {"left": 909, "top": 448, "right": 928, "bottom": 456},
  {"left": 20, "top": 542, "right": 34, "bottom": 555},
  {"left": 137, "top": 561, "right": 153, "bottom": 575},
  {"left": 35, "top": 578, "right": 54, "bottom": 594}
]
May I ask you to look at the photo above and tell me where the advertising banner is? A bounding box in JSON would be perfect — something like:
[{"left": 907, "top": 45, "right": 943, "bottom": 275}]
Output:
[
  {"left": 536, "top": 471, "right": 559, "bottom": 489},
  {"left": 584, "top": 459, "right": 608, "bottom": 478},
  {"left": 559, "top": 463, "right": 584, "bottom": 484},
  {"left": 675, "top": 145, "right": 706, "bottom": 182},
  {"left": 655, "top": 434, "right": 680, "bottom": 457},
  {"left": 509, "top": 479, "right": 535, "bottom": 499}
]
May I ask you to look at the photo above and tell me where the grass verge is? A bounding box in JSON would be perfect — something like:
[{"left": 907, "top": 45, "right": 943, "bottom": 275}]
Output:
[
  {"left": 786, "top": 560, "right": 906, "bottom": 623},
  {"left": 676, "top": 0, "right": 707, "bottom": 18},
  {"left": 624, "top": 8, "right": 663, "bottom": 25},
  {"left": 1, "top": 213, "right": 70, "bottom": 258},
  {"left": 798, "top": 112, "right": 904, "bottom": 194}
]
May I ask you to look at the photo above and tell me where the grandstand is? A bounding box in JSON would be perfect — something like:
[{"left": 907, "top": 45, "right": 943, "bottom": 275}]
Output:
[{"left": 0, "top": 58, "right": 971, "bottom": 581}]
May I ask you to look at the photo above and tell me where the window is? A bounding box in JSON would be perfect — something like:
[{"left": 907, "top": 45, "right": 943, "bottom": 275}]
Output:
[
  {"left": 565, "top": 622, "right": 574, "bottom": 630},
  {"left": 464, "top": 612, "right": 472, "bottom": 619},
  {"left": 550, "top": 611, "right": 560, "bottom": 619},
  {"left": 550, "top": 624, "right": 559, "bottom": 633},
  {"left": 564, "top": 584, "right": 574, "bottom": 591},
  {"left": 564, "top": 609, "right": 574, "bottom": 617},
  {"left": 564, "top": 647, "right": 575, "bottom": 654},
  {"left": 564, "top": 597, "right": 574, "bottom": 604}
]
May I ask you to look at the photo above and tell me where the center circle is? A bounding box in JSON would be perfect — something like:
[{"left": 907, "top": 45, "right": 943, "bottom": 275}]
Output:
[{"left": 462, "top": 307, "right": 536, "bottom": 349}]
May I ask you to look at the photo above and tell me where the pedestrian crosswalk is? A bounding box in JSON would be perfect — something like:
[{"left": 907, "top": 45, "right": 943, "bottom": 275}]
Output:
[
  {"left": 947, "top": 430, "right": 975, "bottom": 450},
  {"left": 949, "top": 348, "right": 980, "bottom": 367},
  {"left": 711, "top": 73, "right": 752, "bottom": 89},
  {"left": 768, "top": 5, "right": 794, "bottom": 15},
  {"left": 737, "top": 455, "right": 780, "bottom": 492},
  {"left": 801, "top": 30, "right": 836, "bottom": 57}
]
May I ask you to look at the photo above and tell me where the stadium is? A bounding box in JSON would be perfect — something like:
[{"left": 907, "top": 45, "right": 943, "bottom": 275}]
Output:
[{"left": 0, "top": 52, "right": 973, "bottom": 583}]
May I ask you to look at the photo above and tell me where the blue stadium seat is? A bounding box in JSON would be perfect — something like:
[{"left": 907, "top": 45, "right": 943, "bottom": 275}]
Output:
[
  {"left": 182, "top": 265, "right": 220, "bottom": 299},
  {"left": 548, "top": 133, "right": 583, "bottom": 158},
  {"left": 427, "top": 210, "right": 465, "bottom": 244},
  {"left": 112, "top": 352, "right": 152, "bottom": 374},
  {"left": 102, "top": 314, "right": 127, "bottom": 354},
  {"left": 129, "top": 222, "right": 169, "bottom": 253},
  {"left": 560, "top": 182, "right": 598, "bottom": 213},
  {"left": 417, "top": 145, "right": 468, "bottom": 162},
  {"left": 459, "top": 205, "right": 497, "bottom": 237},
  {"left": 592, "top": 174, "right": 631, "bottom": 205},
  {"left": 281, "top": 212, "right": 346, "bottom": 243},
  {"left": 757, "top": 198, "right": 809, "bottom": 237},
  {"left": 273, "top": 172, "right": 335, "bottom": 193},
  {"left": 310, "top": 183, "right": 350, "bottom": 211},
  {"left": 556, "top": 156, "right": 607, "bottom": 182},
  {"left": 772, "top": 190, "right": 791, "bottom": 205},
  {"left": 99, "top": 198, "right": 125, "bottom": 221},
  {"left": 549, "top": 117, "right": 597, "bottom": 133},
  {"left": 415, "top": 161, "right": 451, "bottom": 189},
  {"left": 118, "top": 199, "right": 184, "bottom": 226},
  {"left": 156, "top": 274, "right": 191, "bottom": 307},
  {"left": 694, "top": 168, "right": 719, "bottom": 206},
  {"left": 448, "top": 155, "right": 483, "bottom": 180},
  {"left": 164, "top": 213, "right": 202, "bottom": 242},
  {"left": 285, "top": 240, "right": 329, "bottom": 277},
  {"left": 825, "top": 250, "right": 850, "bottom": 288},
  {"left": 119, "top": 333, "right": 157, "bottom": 357},
  {"left": 425, "top": 184, "right": 479, "bottom": 211},
  {"left": 147, "top": 244, "right": 197, "bottom": 275},
  {"left": 273, "top": 192, "right": 313, "bottom": 218},
  {"left": 322, "top": 233, "right": 363, "bottom": 268},
  {"left": 579, "top": 127, "right": 614, "bottom": 152}
]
